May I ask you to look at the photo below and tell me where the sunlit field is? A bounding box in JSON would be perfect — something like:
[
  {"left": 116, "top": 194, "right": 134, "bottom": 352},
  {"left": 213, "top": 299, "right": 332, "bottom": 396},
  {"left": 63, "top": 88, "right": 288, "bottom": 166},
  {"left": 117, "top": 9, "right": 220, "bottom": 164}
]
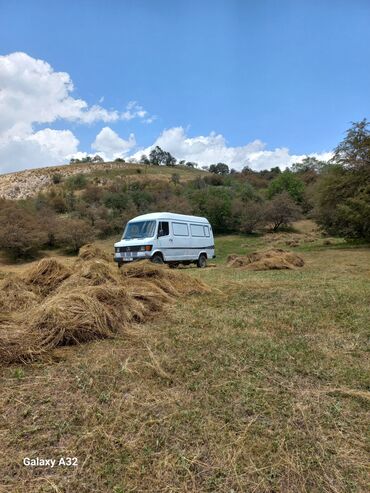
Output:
[{"left": 1, "top": 226, "right": 369, "bottom": 493}]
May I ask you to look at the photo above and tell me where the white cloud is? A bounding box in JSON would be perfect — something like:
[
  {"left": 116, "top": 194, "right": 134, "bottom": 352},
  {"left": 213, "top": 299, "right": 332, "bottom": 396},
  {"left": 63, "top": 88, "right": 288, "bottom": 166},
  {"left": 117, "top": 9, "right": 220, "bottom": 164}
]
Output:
[
  {"left": 122, "top": 101, "right": 156, "bottom": 124},
  {"left": 0, "top": 52, "right": 152, "bottom": 172},
  {"left": 0, "top": 128, "right": 79, "bottom": 173},
  {"left": 132, "top": 127, "right": 332, "bottom": 170},
  {"left": 0, "top": 52, "right": 329, "bottom": 174},
  {"left": 0, "top": 52, "right": 119, "bottom": 137},
  {"left": 91, "top": 127, "right": 136, "bottom": 160}
]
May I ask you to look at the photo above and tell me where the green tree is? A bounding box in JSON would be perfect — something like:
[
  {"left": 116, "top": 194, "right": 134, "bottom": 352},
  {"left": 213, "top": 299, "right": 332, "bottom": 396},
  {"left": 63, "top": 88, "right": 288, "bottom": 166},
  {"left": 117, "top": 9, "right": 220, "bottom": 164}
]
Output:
[
  {"left": 291, "top": 156, "right": 327, "bottom": 174},
  {"left": 163, "top": 151, "right": 176, "bottom": 166},
  {"left": 149, "top": 146, "right": 165, "bottom": 165},
  {"left": 209, "top": 163, "right": 229, "bottom": 175},
  {"left": 191, "top": 188, "right": 232, "bottom": 233},
  {"left": 332, "top": 119, "right": 370, "bottom": 170},
  {"left": 140, "top": 154, "right": 150, "bottom": 165},
  {"left": 315, "top": 120, "right": 370, "bottom": 240},
  {"left": 267, "top": 170, "right": 305, "bottom": 203}
]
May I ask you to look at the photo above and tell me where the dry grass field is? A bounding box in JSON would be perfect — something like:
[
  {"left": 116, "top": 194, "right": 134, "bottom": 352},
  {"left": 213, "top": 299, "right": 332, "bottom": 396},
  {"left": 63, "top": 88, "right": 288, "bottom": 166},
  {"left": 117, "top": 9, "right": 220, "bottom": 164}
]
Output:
[{"left": 0, "top": 224, "right": 369, "bottom": 492}]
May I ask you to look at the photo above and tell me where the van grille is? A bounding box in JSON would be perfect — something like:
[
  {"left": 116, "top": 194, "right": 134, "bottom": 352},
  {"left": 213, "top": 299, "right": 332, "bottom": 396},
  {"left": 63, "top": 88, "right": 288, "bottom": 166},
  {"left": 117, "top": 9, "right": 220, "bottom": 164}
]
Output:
[{"left": 115, "top": 246, "right": 143, "bottom": 253}]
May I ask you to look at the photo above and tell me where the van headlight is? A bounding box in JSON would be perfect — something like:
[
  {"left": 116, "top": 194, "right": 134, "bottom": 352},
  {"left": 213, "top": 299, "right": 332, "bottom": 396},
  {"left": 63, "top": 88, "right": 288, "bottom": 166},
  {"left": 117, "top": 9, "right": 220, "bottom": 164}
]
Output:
[{"left": 140, "top": 245, "right": 152, "bottom": 251}]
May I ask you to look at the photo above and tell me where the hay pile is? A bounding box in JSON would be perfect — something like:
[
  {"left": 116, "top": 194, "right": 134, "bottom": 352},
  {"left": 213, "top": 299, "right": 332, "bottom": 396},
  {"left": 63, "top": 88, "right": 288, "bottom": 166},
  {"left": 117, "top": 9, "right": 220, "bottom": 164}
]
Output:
[
  {"left": 0, "top": 251, "right": 210, "bottom": 364},
  {"left": 78, "top": 243, "right": 111, "bottom": 262},
  {"left": 24, "top": 258, "right": 71, "bottom": 295},
  {"left": 262, "top": 232, "right": 319, "bottom": 248},
  {"left": 122, "top": 260, "right": 211, "bottom": 296},
  {"left": 227, "top": 248, "right": 304, "bottom": 271},
  {"left": 0, "top": 275, "right": 40, "bottom": 312}
]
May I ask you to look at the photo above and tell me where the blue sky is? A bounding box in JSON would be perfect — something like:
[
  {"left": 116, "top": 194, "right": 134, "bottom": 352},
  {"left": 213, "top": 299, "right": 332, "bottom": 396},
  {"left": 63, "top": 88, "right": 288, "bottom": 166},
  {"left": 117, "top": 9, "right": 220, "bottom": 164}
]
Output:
[{"left": 0, "top": 0, "right": 369, "bottom": 172}]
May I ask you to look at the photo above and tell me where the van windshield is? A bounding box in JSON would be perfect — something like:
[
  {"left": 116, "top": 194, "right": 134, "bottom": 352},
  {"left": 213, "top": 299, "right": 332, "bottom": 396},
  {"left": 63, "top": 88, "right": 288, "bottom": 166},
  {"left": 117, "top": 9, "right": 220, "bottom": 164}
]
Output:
[{"left": 122, "top": 220, "right": 156, "bottom": 240}]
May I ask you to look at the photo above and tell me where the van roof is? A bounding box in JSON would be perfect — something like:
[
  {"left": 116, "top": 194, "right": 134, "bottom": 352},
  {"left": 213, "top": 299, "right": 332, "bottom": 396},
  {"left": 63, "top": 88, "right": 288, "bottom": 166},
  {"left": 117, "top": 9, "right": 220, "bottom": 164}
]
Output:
[{"left": 129, "top": 212, "right": 210, "bottom": 223}]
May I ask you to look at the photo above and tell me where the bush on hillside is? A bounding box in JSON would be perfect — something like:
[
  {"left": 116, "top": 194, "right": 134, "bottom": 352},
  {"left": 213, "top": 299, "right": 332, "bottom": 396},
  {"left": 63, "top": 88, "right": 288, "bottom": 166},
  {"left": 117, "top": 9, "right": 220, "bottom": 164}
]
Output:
[
  {"left": 56, "top": 218, "right": 95, "bottom": 253},
  {"left": 52, "top": 173, "right": 62, "bottom": 184},
  {"left": 264, "top": 192, "right": 301, "bottom": 231},
  {"left": 231, "top": 199, "right": 266, "bottom": 233},
  {"left": 66, "top": 173, "right": 88, "bottom": 190},
  {"left": 0, "top": 201, "right": 48, "bottom": 259}
]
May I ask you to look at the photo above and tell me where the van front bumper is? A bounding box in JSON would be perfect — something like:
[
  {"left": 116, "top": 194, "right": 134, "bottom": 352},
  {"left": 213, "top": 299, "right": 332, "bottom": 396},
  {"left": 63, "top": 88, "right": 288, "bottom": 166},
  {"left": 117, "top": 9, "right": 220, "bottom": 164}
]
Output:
[{"left": 114, "top": 251, "right": 152, "bottom": 263}]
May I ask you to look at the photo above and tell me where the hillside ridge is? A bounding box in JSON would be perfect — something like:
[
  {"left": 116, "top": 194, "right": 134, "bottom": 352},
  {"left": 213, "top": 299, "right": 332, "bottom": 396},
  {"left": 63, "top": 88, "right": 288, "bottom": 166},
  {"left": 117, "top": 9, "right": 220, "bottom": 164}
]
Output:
[{"left": 0, "top": 162, "right": 203, "bottom": 200}]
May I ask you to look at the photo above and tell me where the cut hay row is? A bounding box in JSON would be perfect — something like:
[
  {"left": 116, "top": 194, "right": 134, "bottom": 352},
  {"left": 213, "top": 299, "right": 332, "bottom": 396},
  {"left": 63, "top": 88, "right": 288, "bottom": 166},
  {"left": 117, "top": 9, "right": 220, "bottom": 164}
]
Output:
[
  {"left": 24, "top": 258, "right": 72, "bottom": 295},
  {"left": 0, "top": 276, "right": 40, "bottom": 312},
  {"left": 227, "top": 248, "right": 305, "bottom": 270},
  {"left": 0, "top": 252, "right": 210, "bottom": 364},
  {"left": 78, "top": 243, "right": 111, "bottom": 262}
]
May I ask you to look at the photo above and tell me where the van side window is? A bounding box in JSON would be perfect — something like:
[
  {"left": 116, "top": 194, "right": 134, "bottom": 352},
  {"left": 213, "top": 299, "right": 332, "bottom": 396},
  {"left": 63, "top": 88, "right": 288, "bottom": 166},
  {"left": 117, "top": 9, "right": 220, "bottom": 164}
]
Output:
[
  {"left": 204, "top": 226, "right": 210, "bottom": 237},
  {"left": 172, "top": 222, "right": 189, "bottom": 236},
  {"left": 158, "top": 221, "right": 169, "bottom": 237},
  {"left": 190, "top": 224, "right": 205, "bottom": 237}
]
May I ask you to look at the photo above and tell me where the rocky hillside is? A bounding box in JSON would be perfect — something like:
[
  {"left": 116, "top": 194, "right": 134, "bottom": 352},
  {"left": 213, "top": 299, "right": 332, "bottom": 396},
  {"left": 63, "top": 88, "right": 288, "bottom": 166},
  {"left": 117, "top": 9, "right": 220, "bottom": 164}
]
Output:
[
  {"left": 0, "top": 162, "right": 206, "bottom": 200},
  {"left": 0, "top": 162, "right": 130, "bottom": 200}
]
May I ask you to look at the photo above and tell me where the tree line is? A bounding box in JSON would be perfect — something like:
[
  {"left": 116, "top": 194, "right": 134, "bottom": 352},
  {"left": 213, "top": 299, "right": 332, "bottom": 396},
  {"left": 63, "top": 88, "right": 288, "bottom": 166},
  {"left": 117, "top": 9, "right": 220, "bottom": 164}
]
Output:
[{"left": 0, "top": 120, "right": 368, "bottom": 259}]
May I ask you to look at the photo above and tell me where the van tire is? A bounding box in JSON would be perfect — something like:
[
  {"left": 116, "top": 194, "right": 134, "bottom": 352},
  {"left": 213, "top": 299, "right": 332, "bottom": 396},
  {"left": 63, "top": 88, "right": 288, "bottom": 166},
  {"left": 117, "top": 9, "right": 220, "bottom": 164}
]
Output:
[
  {"left": 151, "top": 253, "right": 164, "bottom": 264},
  {"left": 197, "top": 253, "right": 207, "bottom": 268}
]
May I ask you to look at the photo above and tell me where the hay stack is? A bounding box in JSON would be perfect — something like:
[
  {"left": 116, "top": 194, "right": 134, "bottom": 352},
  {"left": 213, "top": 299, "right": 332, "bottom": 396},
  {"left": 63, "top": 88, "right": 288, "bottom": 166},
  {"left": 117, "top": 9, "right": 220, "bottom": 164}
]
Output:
[
  {"left": 78, "top": 243, "right": 111, "bottom": 262},
  {"left": 0, "top": 276, "right": 39, "bottom": 312},
  {"left": 2, "top": 290, "right": 119, "bottom": 362},
  {"left": 121, "top": 260, "right": 211, "bottom": 295},
  {"left": 74, "top": 259, "right": 119, "bottom": 286},
  {"left": 227, "top": 248, "right": 304, "bottom": 270},
  {"left": 0, "top": 255, "right": 211, "bottom": 363},
  {"left": 24, "top": 258, "right": 71, "bottom": 295}
]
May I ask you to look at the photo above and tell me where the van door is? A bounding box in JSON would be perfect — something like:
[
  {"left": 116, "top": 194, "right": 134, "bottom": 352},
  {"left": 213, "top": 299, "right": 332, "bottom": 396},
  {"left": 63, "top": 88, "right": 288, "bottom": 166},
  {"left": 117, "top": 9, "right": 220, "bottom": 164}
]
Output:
[
  {"left": 156, "top": 221, "right": 174, "bottom": 260},
  {"left": 171, "top": 221, "right": 191, "bottom": 260}
]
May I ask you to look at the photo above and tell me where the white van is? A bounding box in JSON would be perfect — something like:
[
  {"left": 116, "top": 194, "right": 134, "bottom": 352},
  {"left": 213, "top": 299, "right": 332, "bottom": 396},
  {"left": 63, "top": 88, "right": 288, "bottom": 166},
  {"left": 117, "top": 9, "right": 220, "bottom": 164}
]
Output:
[{"left": 114, "top": 212, "right": 215, "bottom": 268}]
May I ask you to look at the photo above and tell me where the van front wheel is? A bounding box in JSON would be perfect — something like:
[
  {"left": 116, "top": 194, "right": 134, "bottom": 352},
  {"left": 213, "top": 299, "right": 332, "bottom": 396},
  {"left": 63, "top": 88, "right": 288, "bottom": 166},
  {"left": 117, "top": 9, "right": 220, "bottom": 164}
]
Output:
[
  {"left": 151, "top": 253, "right": 164, "bottom": 265},
  {"left": 197, "top": 254, "right": 207, "bottom": 268}
]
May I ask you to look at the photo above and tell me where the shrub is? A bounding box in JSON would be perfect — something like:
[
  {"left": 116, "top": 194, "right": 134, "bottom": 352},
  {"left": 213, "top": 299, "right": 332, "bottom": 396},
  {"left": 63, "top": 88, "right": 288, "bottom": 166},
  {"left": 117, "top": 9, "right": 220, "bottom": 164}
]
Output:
[
  {"left": 0, "top": 201, "right": 47, "bottom": 259},
  {"left": 231, "top": 199, "right": 266, "bottom": 233},
  {"left": 264, "top": 192, "right": 301, "bottom": 231},
  {"left": 171, "top": 173, "right": 180, "bottom": 185},
  {"left": 66, "top": 173, "right": 88, "bottom": 190},
  {"left": 56, "top": 218, "right": 95, "bottom": 253},
  {"left": 52, "top": 173, "right": 62, "bottom": 184},
  {"left": 103, "top": 191, "right": 129, "bottom": 211},
  {"left": 82, "top": 185, "right": 103, "bottom": 204}
]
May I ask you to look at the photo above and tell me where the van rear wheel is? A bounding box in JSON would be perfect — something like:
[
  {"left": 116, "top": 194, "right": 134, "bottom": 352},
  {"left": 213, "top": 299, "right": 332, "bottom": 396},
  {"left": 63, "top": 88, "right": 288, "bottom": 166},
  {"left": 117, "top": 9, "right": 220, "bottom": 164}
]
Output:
[
  {"left": 197, "top": 254, "right": 207, "bottom": 268},
  {"left": 151, "top": 253, "right": 164, "bottom": 265}
]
